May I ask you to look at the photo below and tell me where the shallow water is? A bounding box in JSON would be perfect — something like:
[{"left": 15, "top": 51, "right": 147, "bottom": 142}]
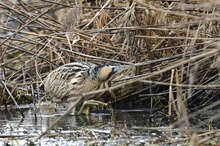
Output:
[{"left": 0, "top": 107, "right": 175, "bottom": 146}]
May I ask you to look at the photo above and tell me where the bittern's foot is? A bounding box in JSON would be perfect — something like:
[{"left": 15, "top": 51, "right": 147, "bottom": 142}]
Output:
[{"left": 77, "top": 100, "right": 108, "bottom": 115}]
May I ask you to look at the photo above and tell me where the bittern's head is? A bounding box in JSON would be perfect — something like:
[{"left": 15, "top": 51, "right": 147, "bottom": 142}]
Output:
[{"left": 92, "top": 64, "right": 131, "bottom": 82}]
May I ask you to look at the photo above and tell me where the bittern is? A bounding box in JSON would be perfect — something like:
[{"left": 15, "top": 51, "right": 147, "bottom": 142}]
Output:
[{"left": 41, "top": 62, "right": 130, "bottom": 115}]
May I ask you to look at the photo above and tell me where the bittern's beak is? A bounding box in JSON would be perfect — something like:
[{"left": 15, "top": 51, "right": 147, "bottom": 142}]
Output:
[{"left": 112, "top": 64, "right": 134, "bottom": 75}]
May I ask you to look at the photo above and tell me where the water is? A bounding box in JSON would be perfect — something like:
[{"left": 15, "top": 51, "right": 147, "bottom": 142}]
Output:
[{"left": 0, "top": 107, "right": 174, "bottom": 146}]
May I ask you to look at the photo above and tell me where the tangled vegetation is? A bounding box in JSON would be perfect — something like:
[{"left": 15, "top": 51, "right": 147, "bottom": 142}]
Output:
[{"left": 0, "top": 0, "right": 220, "bottom": 145}]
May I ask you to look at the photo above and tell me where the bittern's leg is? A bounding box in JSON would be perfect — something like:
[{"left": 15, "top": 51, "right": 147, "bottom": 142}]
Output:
[{"left": 77, "top": 100, "right": 108, "bottom": 115}]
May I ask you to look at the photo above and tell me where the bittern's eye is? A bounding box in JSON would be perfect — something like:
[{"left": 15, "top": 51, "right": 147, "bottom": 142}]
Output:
[{"left": 112, "top": 66, "right": 119, "bottom": 73}]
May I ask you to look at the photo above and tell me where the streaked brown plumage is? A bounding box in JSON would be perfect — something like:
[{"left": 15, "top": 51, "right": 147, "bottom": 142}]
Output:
[{"left": 42, "top": 62, "right": 129, "bottom": 115}]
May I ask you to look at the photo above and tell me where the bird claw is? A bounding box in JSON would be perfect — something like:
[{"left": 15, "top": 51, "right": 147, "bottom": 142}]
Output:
[{"left": 77, "top": 100, "right": 108, "bottom": 115}]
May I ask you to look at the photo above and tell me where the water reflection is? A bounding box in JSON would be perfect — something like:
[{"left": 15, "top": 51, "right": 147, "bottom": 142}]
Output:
[{"left": 0, "top": 108, "right": 171, "bottom": 145}]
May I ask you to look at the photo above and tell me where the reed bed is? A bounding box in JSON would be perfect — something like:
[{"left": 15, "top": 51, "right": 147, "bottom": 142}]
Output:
[{"left": 0, "top": 0, "right": 220, "bottom": 145}]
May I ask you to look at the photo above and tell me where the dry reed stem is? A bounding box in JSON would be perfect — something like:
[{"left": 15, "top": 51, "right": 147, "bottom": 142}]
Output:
[{"left": 168, "top": 69, "right": 175, "bottom": 116}]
